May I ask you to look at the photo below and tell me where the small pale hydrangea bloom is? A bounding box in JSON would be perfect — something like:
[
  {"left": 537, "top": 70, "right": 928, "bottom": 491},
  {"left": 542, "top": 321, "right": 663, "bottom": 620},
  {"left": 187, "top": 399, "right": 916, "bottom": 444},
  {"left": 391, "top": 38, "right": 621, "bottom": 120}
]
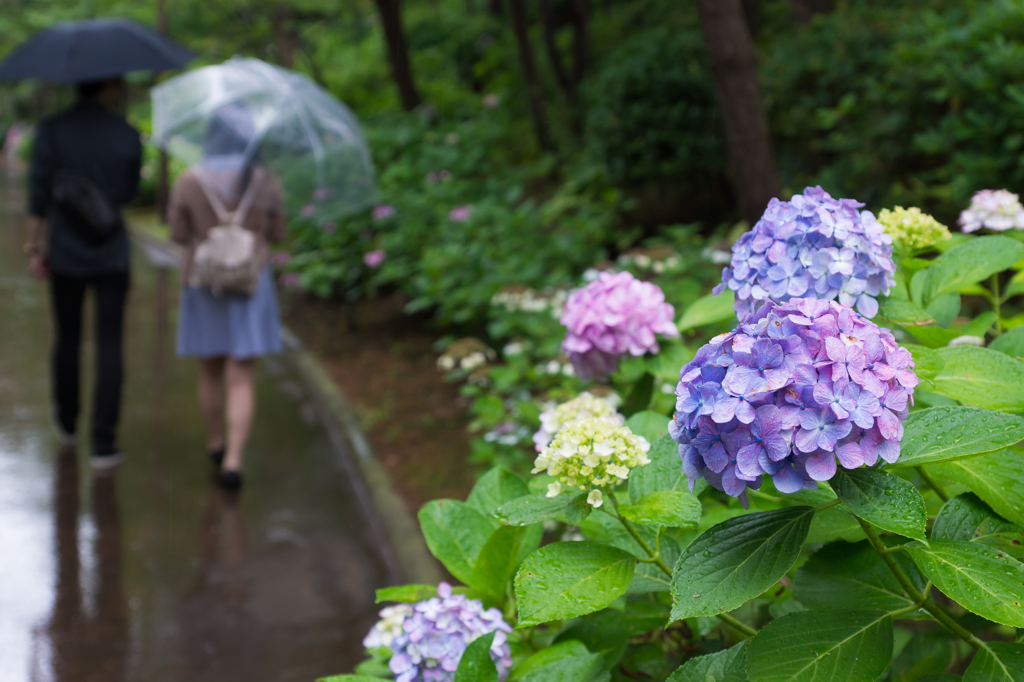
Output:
[
  {"left": 364, "top": 249, "right": 386, "bottom": 267},
  {"left": 363, "top": 603, "right": 414, "bottom": 649},
  {"left": 437, "top": 339, "right": 495, "bottom": 373},
  {"left": 483, "top": 94, "right": 500, "bottom": 108},
  {"left": 959, "top": 189, "right": 1024, "bottom": 232},
  {"left": 279, "top": 273, "right": 301, "bottom": 288},
  {"left": 876, "top": 207, "right": 950, "bottom": 251},
  {"left": 373, "top": 204, "right": 396, "bottom": 221},
  {"left": 561, "top": 271, "right": 679, "bottom": 381},
  {"left": 301, "top": 203, "right": 316, "bottom": 217},
  {"left": 534, "top": 417, "right": 651, "bottom": 506},
  {"left": 386, "top": 583, "right": 513, "bottom": 682},
  {"left": 449, "top": 206, "right": 473, "bottom": 222},
  {"left": 270, "top": 251, "right": 291, "bottom": 266},
  {"left": 533, "top": 391, "right": 623, "bottom": 451}
]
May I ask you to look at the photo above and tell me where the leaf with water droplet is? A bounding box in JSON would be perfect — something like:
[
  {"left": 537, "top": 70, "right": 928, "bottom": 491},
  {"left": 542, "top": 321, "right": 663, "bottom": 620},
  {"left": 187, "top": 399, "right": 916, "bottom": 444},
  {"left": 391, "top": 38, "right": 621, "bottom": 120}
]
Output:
[
  {"left": 830, "top": 468, "right": 927, "bottom": 540},
  {"left": 892, "top": 406, "right": 1024, "bottom": 468},
  {"left": 932, "top": 450, "right": 1024, "bottom": 528},
  {"left": 906, "top": 539, "right": 1024, "bottom": 628},
  {"left": 746, "top": 610, "right": 892, "bottom": 682}
]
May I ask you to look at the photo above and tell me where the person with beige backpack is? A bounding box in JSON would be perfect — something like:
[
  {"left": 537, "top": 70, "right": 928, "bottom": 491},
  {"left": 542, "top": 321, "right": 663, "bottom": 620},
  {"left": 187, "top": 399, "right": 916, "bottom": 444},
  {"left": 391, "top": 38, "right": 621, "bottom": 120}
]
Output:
[{"left": 168, "top": 104, "right": 286, "bottom": 490}]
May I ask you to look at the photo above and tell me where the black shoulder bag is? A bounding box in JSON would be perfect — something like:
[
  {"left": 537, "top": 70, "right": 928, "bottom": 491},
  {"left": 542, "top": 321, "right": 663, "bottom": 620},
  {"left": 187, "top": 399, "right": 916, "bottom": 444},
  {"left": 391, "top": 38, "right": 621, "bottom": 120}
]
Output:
[{"left": 52, "top": 169, "right": 122, "bottom": 244}]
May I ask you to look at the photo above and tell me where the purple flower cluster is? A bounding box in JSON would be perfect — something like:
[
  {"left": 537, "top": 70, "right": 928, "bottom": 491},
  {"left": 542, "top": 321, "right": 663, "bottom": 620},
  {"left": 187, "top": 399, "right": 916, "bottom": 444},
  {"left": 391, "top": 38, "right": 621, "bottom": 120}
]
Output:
[
  {"left": 671, "top": 298, "right": 917, "bottom": 503},
  {"left": 714, "top": 186, "right": 896, "bottom": 320},
  {"left": 388, "top": 583, "right": 513, "bottom": 682},
  {"left": 561, "top": 271, "right": 679, "bottom": 381}
]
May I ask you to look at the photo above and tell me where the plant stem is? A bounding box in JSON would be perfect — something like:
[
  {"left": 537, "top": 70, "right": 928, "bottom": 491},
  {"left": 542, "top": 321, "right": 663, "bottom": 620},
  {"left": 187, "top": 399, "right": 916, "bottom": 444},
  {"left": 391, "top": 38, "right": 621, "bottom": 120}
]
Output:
[
  {"left": 916, "top": 466, "right": 950, "bottom": 503},
  {"left": 992, "top": 272, "right": 1003, "bottom": 336},
  {"left": 607, "top": 495, "right": 759, "bottom": 639},
  {"left": 814, "top": 498, "right": 841, "bottom": 512},
  {"left": 856, "top": 517, "right": 986, "bottom": 650}
]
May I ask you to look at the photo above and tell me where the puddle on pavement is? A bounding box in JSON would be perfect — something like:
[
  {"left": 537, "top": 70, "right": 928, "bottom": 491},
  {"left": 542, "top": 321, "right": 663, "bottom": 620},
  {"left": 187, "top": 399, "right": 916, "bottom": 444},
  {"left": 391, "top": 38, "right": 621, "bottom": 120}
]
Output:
[{"left": 0, "top": 167, "right": 389, "bottom": 682}]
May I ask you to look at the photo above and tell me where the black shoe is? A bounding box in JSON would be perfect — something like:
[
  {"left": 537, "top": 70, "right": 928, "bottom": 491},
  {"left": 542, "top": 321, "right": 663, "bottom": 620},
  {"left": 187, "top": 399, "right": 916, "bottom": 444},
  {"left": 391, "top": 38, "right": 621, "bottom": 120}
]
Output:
[
  {"left": 218, "top": 470, "right": 243, "bottom": 490},
  {"left": 209, "top": 447, "right": 226, "bottom": 468}
]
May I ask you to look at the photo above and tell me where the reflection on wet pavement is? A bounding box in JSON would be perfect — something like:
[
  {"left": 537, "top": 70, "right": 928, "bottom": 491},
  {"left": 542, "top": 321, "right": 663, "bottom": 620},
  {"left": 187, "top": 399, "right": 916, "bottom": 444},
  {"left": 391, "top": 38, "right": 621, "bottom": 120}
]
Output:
[{"left": 0, "top": 167, "right": 389, "bottom": 681}]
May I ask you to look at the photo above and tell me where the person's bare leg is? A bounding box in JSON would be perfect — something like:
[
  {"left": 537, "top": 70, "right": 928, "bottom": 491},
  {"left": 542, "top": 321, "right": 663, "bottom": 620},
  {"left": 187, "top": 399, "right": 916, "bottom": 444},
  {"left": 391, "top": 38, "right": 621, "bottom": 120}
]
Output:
[
  {"left": 222, "top": 358, "right": 255, "bottom": 472},
  {"left": 198, "top": 358, "right": 226, "bottom": 453}
]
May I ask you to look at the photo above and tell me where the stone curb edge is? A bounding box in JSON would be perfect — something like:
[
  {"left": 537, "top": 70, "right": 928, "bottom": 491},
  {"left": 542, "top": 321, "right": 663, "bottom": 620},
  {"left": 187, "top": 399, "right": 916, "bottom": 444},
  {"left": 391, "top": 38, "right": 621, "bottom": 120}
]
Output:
[{"left": 130, "top": 227, "right": 443, "bottom": 586}]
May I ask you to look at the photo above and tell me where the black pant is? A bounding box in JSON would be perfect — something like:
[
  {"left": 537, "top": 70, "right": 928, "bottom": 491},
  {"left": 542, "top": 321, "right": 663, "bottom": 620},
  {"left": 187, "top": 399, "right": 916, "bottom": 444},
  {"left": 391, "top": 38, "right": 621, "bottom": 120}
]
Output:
[{"left": 50, "top": 272, "right": 129, "bottom": 455}]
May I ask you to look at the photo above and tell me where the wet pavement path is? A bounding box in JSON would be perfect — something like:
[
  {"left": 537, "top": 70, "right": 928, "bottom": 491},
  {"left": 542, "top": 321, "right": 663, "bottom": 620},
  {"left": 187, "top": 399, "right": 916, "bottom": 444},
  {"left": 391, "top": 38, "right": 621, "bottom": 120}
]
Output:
[{"left": 0, "top": 170, "right": 389, "bottom": 682}]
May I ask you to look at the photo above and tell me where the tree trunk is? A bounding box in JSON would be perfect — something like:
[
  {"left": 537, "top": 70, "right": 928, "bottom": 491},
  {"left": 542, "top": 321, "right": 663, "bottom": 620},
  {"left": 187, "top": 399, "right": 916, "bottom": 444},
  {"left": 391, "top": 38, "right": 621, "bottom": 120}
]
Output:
[
  {"left": 539, "top": 0, "right": 574, "bottom": 103},
  {"left": 695, "top": 0, "right": 781, "bottom": 224},
  {"left": 789, "top": 0, "right": 833, "bottom": 24},
  {"left": 375, "top": 0, "right": 423, "bottom": 111},
  {"left": 275, "top": 5, "right": 297, "bottom": 68},
  {"left": 508, "top": 0, "right": 553, "bottom": 152},
  {"left": 570, "top": 0, "right": 589, "bottom": 85}
]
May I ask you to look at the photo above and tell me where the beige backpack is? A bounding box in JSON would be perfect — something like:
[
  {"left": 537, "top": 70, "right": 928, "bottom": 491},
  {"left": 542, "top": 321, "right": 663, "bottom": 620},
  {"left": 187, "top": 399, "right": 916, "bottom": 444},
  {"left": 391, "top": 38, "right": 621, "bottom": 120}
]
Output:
[{"left": 191, "top": 169, "right": 263, "bottom": 296}]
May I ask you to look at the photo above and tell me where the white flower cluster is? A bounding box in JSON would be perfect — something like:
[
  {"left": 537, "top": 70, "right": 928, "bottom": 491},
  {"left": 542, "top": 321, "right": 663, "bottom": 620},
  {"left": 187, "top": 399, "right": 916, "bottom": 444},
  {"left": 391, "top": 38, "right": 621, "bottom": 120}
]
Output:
[
  {"left": 490, "top": 288, "right": 568, "bottom": 317},
  {"left": 437, "top": 339, "right": 495, "bottom": 373},
  {"left": 617, "top": 247, "right": 682, "bottom": 274},
  {"left": 534, "top": 358, "right": 576, "bottom": 378},
  {"left": 959, "top": 189, "right": 1024, "bottom": 233},
  {"left": 533, "top": 417, "right": 651, "bottom": 508},
  {"left": 533, "top": 391, "right": 622, "bottom": 451},
  {"left": 363, "top": 603, "right": 414, "bottom": 650}
]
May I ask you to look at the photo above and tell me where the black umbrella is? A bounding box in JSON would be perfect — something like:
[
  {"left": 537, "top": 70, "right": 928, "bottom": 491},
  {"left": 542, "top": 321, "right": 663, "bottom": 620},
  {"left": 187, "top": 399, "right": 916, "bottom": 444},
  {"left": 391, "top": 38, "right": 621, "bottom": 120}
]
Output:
[{"left": 0, "top": 19, "right": 193, "bottom": 83}]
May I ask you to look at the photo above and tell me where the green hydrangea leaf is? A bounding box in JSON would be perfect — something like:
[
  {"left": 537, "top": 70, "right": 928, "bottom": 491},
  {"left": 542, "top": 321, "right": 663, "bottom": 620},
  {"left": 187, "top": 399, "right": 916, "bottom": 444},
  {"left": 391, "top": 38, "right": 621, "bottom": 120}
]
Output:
[
  {"left": 629, "top": 535, "right": 680, "bottom": 593},
  {"left": 923, "top": 235, "right": 1024, "bottom": 303},
  {"left": 666, "top": 645, "right": 746, "bottom": 682},
  {"left": 877, "top": 298, "right": 935, "bottom": 326},
  {"left": 624, "top": 410, "right": 670, "bottom": 445},
  {"left": 670, "top": 507, "right": 814, "bottom": 620},
  {"left": 629, "top": 433, "right": 707, "bottom": 501},
  {"left": 618, "top": 490, "right": 701, "bottom": 528},
  {"left": 746, "top": 610, "right": 893, "bottom": 682},
  {"left": 905, "top": 539, "right": 1024, "bottom": 627},
  {"left": 509, "top": 642, "right": 591, "bottom": 682},
  {"left": 454, "top": 631, "right": 498, "bottom": 682},
  {"left": 893, "top": 406, "right": 1024, "bottom": 467},
  {"left": 678, "top": 291, "right": 736, "bottom": 332},
  {"left": 468, "top": 468, "right": 530, "bottom": 516},
  {"left": 931, "top": 346, "right": 1024, "bottom": 411},
  {"left": 793, "top": 541, "right": 925, "bottom": 613},
  {"left": 555, "top": 609, "right": 630, "bottom": 668},
  {"left": 375, "top": 584, "right": 439, "bottom": 604},
  {"left": 990, "top": 326, "right": 1024, "bottom": 361},
  {"left": 932, "top": 493, "right": 1001, "bottom": 541},
  {"left": 419, "top": 499, "right": 497, "bottom": 585},
  {"left": 932, "top": 450, "right": 1024, "bottom": 527},
  {"left": 963, "top": 642, "right": 1024, "bottom": 682},
  {"left": 517, "top": 653, "right": 605, "bottom": 682},
  {"left": 471, "top": 525, "right": 530, "bottom": 600},
  {"left": 514, "top": 541, "right": 636, "bottom": 626},
  {"left": 830, "top": 468, "right": 927, "bottom": 540}
]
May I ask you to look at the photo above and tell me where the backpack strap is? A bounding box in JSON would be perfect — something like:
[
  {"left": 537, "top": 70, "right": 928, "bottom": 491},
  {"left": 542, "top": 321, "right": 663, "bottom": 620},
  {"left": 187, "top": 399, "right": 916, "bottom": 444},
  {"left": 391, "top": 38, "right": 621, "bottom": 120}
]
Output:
[
  {"left": 194, "top": 172, "right": 233, "bottom": 225},
  {"left": 232, "top": 167, "right": 264, "bottom": 226}
]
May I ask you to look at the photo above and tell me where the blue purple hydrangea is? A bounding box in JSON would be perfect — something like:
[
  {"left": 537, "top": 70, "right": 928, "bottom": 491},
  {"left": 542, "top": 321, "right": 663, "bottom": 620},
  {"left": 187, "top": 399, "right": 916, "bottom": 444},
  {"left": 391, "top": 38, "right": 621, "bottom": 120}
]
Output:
[
  {"left": 670, "top": 298, "right": 917, "bottom": 505},
  {"left": 713, "top": 186, "right": 896, "bottom": 320},
  {"left": 383, "top": 583, "right": 512, "bottom": 682}
]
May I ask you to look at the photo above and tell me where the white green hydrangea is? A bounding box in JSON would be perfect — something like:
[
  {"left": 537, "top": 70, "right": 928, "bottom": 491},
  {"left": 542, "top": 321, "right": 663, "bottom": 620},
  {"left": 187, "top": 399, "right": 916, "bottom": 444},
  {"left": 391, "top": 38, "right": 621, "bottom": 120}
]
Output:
[
  {"left": 362, "top": 603, "right": 414, "bottom": 650},
  {"left": 533, "top": 391, "right": 622, "bottom": 451},
  {"left": 533, "top": 417, "right": 651, "bottom": 507},
  {"left": 877, "top": 206, "right": 951, "bottom": 251}
]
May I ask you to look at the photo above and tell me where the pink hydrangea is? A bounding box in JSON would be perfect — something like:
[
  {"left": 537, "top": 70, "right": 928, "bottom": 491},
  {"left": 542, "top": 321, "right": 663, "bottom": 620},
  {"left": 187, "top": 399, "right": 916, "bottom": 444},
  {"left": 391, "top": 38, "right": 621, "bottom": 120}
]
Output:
[
  {"left": 561, "top": 271, "right": 679, "bottom": 381},
  {"left": 270, "top": 252, "right": 291, "bottom": 266},
  {"left": 323, "top": 222, "right": 337, "bottom": 233},
  {"left": 301, "top": 204, "right": 316, "bottom": 217},
  {"left": 373, "top": 205, "right": 396, "bottom": 221},
  {"left": 364, "top": 250, "right": 386, "bottom": 268},
  {"left": 449, "top": 206, "right": 473, "bottom": 222}
]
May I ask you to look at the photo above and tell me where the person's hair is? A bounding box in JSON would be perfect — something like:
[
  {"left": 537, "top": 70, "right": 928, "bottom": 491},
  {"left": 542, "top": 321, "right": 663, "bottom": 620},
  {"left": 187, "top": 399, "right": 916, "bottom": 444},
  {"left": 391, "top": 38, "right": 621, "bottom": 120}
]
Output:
[{"left": 75, "top": 78, "right": 121, "bottom": 101}]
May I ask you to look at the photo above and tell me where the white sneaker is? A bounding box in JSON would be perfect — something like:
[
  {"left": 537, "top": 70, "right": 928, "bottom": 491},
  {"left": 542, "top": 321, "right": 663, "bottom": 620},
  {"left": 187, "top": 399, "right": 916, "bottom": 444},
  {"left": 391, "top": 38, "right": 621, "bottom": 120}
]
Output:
[{"left": 91, "top": 452, "right": 125, "bottom": 472}]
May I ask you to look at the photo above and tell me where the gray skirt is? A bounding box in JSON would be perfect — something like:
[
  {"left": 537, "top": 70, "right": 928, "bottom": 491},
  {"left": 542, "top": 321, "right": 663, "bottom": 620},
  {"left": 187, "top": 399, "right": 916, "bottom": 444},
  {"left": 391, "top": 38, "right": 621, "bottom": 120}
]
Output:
[{"left": 176, "top": 267, "right": 283, "bottom": 359}]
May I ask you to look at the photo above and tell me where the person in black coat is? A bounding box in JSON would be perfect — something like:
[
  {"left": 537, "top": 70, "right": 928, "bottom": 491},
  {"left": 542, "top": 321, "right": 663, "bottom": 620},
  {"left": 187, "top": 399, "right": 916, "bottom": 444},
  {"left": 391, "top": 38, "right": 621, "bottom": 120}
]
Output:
[{"left": 24, "top": 77, "right": 142, "bottom": 469}]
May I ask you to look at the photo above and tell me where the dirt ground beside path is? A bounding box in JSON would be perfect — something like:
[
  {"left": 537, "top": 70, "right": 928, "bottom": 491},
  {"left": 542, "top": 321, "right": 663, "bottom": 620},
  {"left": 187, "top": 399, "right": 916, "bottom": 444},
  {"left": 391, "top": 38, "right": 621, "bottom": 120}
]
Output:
[{"left": 282, "top": 294, "right": 475, "bottom": 511}]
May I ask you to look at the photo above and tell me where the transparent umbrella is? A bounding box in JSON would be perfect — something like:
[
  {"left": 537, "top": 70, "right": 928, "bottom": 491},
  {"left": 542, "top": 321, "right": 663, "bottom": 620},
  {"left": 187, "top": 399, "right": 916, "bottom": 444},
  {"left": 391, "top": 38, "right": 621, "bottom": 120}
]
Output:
[{"left": 151, "top": 57, "right": 376, "bottom": 218}]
